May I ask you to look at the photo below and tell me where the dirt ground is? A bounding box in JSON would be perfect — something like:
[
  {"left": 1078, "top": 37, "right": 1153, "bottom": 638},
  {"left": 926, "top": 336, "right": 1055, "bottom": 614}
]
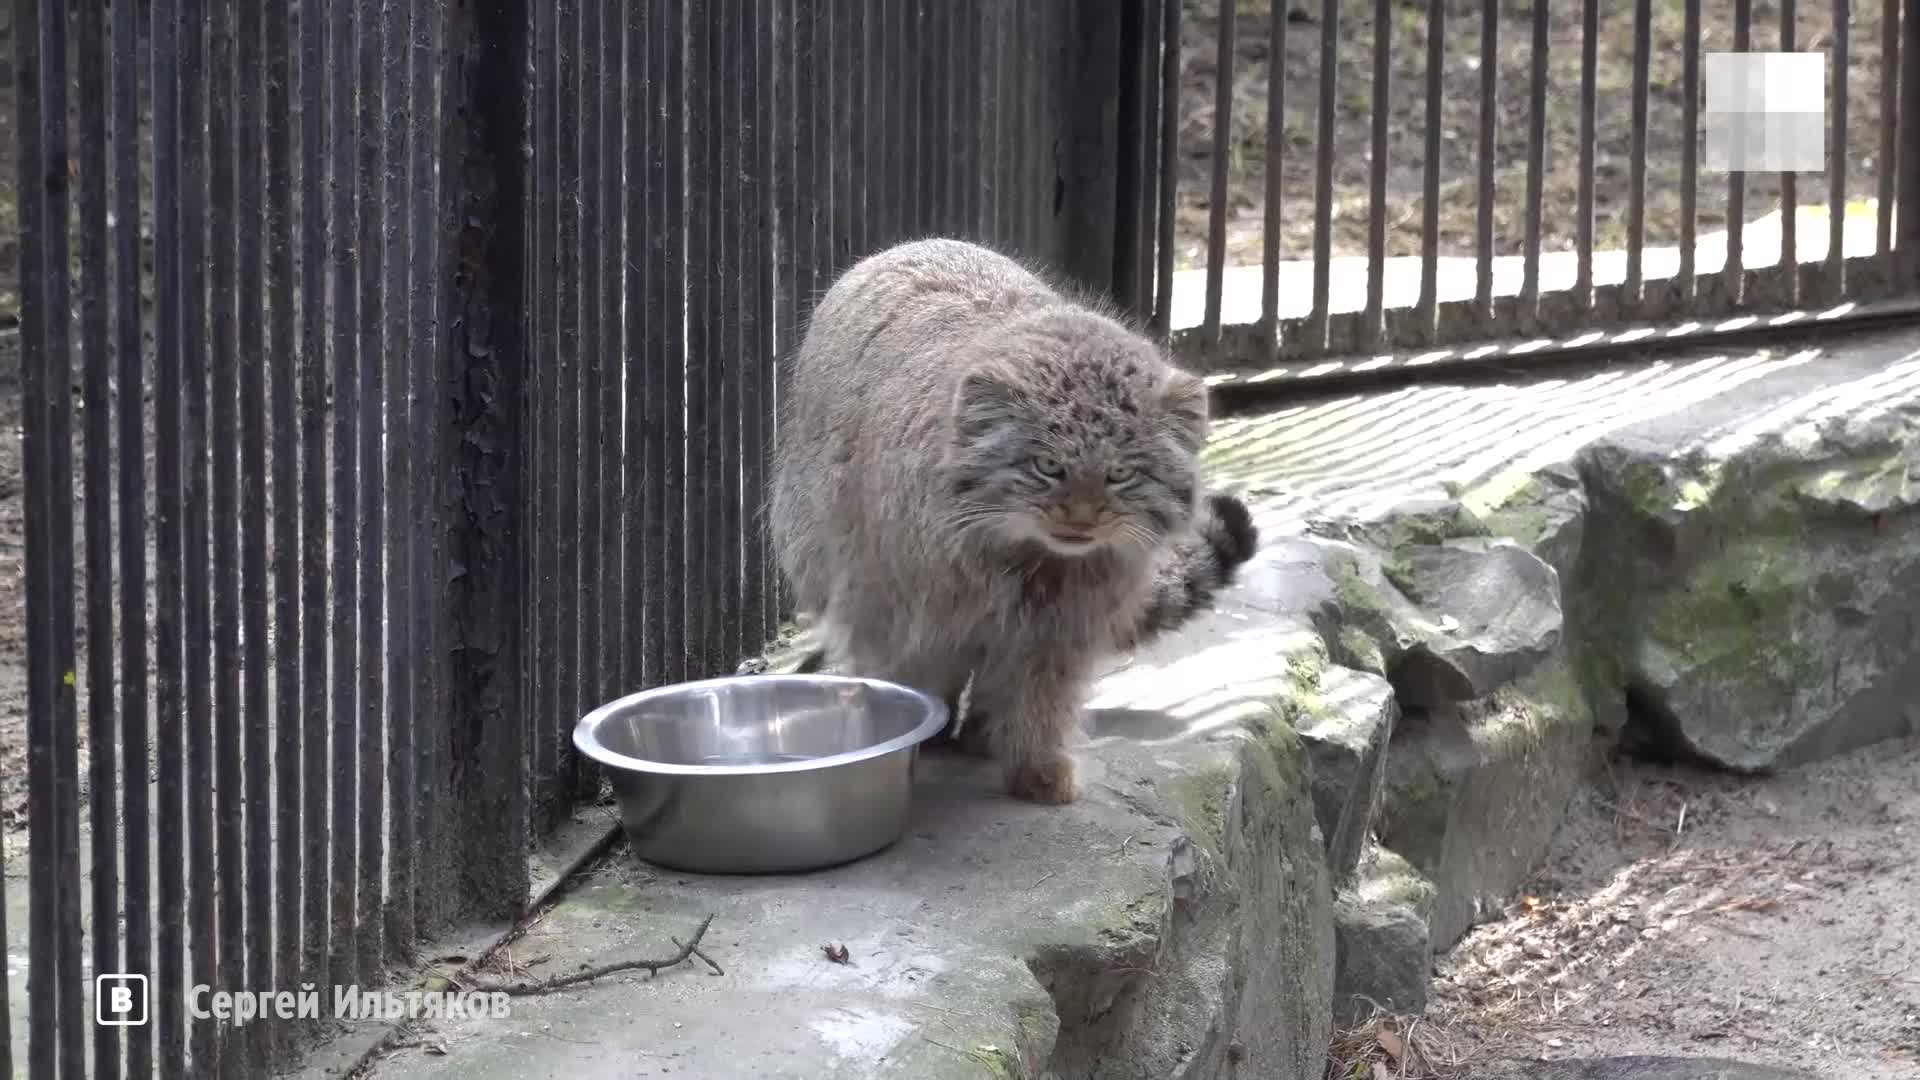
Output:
[
  {"left": 1176, "top": 0, "right": 1898, "bottom": 271},
  {"left": 1399, "top": 735, "right": 1920, "bottom": 1079}
]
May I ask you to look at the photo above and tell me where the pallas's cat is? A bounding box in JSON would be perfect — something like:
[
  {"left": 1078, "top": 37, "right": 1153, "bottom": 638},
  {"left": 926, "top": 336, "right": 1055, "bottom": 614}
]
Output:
[{"left": 769, "top": 239, "right": 1257, "bottom": 804}]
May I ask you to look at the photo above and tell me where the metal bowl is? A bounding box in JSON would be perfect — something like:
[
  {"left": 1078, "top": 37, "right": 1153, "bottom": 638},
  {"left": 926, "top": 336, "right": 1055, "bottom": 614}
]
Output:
[{"left": 572, "top": 673, "right": 951, "bottom": 874}]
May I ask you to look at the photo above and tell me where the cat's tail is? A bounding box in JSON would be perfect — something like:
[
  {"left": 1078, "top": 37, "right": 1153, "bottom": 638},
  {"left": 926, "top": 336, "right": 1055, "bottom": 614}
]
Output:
[{"left": 1121, "top": 493, "right": 1260, "bottom": 651}]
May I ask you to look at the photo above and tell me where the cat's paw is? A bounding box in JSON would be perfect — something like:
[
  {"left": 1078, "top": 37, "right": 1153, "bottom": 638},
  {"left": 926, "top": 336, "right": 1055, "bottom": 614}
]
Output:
[
  {"left": 1201, "top": 492, "right": 1259, "bottom": 572},
  {"left": 1007, "top": 755, "right": 1080, "bottom": 804}
]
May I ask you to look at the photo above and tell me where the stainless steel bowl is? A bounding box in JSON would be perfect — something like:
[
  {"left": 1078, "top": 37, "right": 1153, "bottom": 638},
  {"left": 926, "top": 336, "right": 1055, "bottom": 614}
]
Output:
[{"left": 572, "top": 673, "right": 951, "bottom": 874}]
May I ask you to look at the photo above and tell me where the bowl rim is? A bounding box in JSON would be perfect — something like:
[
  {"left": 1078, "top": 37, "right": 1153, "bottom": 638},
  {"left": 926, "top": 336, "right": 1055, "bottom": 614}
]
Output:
[{"left": 570, "top": 672, "right": 952, "bottom": 777}]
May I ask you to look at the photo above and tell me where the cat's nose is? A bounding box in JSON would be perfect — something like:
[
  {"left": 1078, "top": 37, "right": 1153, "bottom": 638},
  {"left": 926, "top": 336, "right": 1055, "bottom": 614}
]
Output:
[{"left": 1062, "top": 500, "right": 1103, "bottom": 526}]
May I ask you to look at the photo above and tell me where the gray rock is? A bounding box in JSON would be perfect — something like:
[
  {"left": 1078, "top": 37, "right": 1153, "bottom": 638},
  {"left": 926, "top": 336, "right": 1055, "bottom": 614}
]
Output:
[
  {"left": 1281, "top": 497, "right": 1567, "bottom": 711},
  {"left": 1383, "top": 539, "right": 1564, "bottom": 708},
  {"left": 1331, "top": 847, "right": 1435, "bottom": 1025},
  {"left": 1376, "top": 653, "right": 1591, "bottom": 950},
  {"left": 1572, "top": 406, "right": 1920, "bottom": 770},
  {"left": 1290, "top": 662, "right": 1398, "bottom": 888},
  {"left": 1469, "top": 1055, "right": 1813, "bottom": 1080},
  {"left": 1463, "top": 457, "right": 1589, "bottom": 585}
]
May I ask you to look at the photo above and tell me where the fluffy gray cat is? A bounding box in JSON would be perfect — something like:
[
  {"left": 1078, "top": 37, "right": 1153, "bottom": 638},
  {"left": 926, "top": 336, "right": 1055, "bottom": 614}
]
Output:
[{"left": 768, "top": 238, "right": 1257, "bottom": 804}]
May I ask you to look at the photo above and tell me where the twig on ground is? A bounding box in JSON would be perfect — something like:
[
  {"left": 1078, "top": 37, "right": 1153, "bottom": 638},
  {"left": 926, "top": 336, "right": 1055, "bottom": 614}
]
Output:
[{"left": 464, "top": 914, "right": 718, "bottom": 995}]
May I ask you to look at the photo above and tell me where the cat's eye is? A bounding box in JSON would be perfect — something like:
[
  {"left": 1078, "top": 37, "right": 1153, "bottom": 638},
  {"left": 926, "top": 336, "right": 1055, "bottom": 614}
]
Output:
[
  {"left": 1106, "top": 465, "right": 1135, "bottom": 485},
  {"left": 1033, "top": 453, "right": 1065, "bottom": 478}
]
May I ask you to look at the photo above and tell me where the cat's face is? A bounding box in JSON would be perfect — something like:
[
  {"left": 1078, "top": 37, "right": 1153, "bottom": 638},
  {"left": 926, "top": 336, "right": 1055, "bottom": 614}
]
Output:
[{"left": 946, "top": 328, "right": 1209, "bottom": 558}]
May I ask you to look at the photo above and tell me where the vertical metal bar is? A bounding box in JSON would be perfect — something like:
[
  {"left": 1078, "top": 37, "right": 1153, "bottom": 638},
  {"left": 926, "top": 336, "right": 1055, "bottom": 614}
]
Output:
[
  {"left": 1203, "top": 0, "right": 1233, "bottom": 342},
  {"left": 912, "top": 2, "right": 930, "bottom": 238},
  {"left": 1136, "top": 0, "right": 1164, "bottom": 311},
  {"left": 1520, "top": 0, "right": 1549, "bottom": 316},
  {"left": 759, "top": 0, "right": 781, "bottom": 635},
  {"left": 265, "top": 0, "right": 301, "bottom": 1036},
  {"left": 442, "top": 0, "right": 533, "bottom": 916},
  {"left": 1879, "top": 0, "right": 1900, "bottom": 263},
  {"left": 624, "top": 0, "right": 650, "bottom": 688},
  {"left": 1415, "top": 0, "right": 1443, "bottom": 337},
  {"left": 822, "top": 3, "right": 842, "bottom": 274},
  {"left": 710, "top": 0, "right": 734, "bottom": 671},
  {"left": 408, "top": 0, "right": 445, "bottom": 938},
  {"left": 742, "top": 0, "right": 769, "bottom": 657},
  {"left": 848, "top": 0, "right": 871, "bottom": 256},
  {"left": 299, "top": 0, "right": 333, "bottom": 997},
  {"left": 1726, "top": 0, "right": 1752, "bottom": 302},
  {"left": 1364, "top": 0, "right": 1391, "bottom": 344},
  {"left": 890, "top": 0, "right": 906, "bottom": 247},
  {"left": 532, "top": 0, "right": 560, "bottom": 805},
  {"left": 355, "top": 0, "right": 389, "bottom": 978},
  {"left": 328, "top": 0, "right": 363, "bottom": 989},
  {"left": 113, "top": 0, "right": 154, "bottom": 1067},
  {"left": 1119, "top": 0, "right": 1153, "bottom": 310},
  {"left": 1780, "top": 0, "right": 1799, "bottom": 296},
  {"left": 929, "top": 0, "right": 949, "bottom": 235},
  {"left": 236, "top": 0, "right": 273, "bottom": 1063},
  {"left": 1308, "top": 0, "right": 1337, "bottom": 348},
  {"left": 152, "top": 0, "right": 193, "bottom": 1064},
  {"left": 718, "top": 0, "right": 741, "bottom": 668},
  {"left": 77, "top": 0, "right": 122, "bottom": 1071},
  {"left": 791, "top": 0, "right": 815, "bottom": 307},
  {"left": 1679, "top": 0, "right": 1701, "bottom": 297},
  {"left": 1153, "top": 0, "right": 1180, "bottom": 338},
  {"left": 181, "top": 0, "right": 221, "bottom": 1065},
  {"left": 867, "top": 0, "right": 890, "bottom": 246},
  {"left": 578, "top": 0, "right": 605, "bottom": 724},
  {"left": 1, "top": 846, "right": 7, "bottom": 1079},
  {"left": 1474, "top": 0, "right": 1497, "bottom": 317},
  {"left": 687, "top": 0, "right": 714, "bottom": 676},
  {"left": 982, "top": 0, "right": 999, "bottom": 247},
  {"left": 1627, "top": 0, "right": 1652, "bottom": 302},
  {"left": 1828, "top": 0, "right": 1851, "bottom": 294},
  {"left": 209, "top": 2, "right": 247, "bottom": 1069},
  {"left": 600, "top": 0, "right": 624, "bottom": 702},
  {"left": 663, "top": 0, "right": 688, "bottom": 682},
  {"left": 1575, "top": 0, "right": 1598, "bottom": 305},
  {"left": 16, "top": 0, "right": 79, "bottom": 1070},
  {"left": 1900, "top": 0, "right": 1920, "bottom": 283},
  {"left": 555, "top": 0, "right": 582, "bottom": 792},
  {"left": 21, "top": 0, "right": 84, "bottom": 1066},
  {"left": 381, "top": 0, "right": 415, "bottom": 950}
]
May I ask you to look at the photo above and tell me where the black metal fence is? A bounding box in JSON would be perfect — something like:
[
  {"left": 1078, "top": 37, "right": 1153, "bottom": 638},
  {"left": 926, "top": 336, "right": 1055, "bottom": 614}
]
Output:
[
  {"left": 14, "top": 0, "right": 1919, "bottom": 1076},
  {"left": 8, "top": 0, "right": 1166, "bottom": 1075},
  {"left": 1174, "top": 0, "right": 1920, "bottom": 383}
]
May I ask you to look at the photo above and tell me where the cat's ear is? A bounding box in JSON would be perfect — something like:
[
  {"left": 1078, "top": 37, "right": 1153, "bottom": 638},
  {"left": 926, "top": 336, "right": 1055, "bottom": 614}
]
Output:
[
  {"left": 955, "top": 368, "right": 1024, "bottom": 441},
  {"left": 1159, "top": 369, "right": 1209, "bottom": 453}
]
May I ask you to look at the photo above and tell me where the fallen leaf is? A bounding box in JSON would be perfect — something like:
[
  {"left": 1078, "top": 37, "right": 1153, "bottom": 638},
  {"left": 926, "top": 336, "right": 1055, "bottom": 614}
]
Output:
[
  {"left": 821, "top": 943, "right": 851, "bottom": 965},
  {"left": 425, "top": 1038, "right": 450, "bottom": 1056},
  {"left": 1375, "top": 1025, "right": 1405, "bottom": 1064},
  {"left": 1371, "top": 1063, "right": 1393, "bottom": 1080}
]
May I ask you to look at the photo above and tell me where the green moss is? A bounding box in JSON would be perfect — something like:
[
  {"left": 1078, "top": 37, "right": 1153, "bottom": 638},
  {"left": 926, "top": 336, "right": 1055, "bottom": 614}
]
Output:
[
  {"left": 1643, "top": 538, "right": 1824, "bottom": 691},
  {"left": 1325, "top": 550, "right": 1403, "bottom": 665},
  {"left": 1166, "top": 764, "right": 1233, "bottom": 863},
  {"left": 964, "top": 1043, "right": 1022, "bottom": 1078},
  {"left": 1337, "top": 627, "right": 1385, "bottom": 673},
  {"left": 1011, "top": 997, "right": 1055, "bottom": 1070},
  {"left": 1467, "top": 472, "right": 1561, "bottom": 548},
  {"left": 1351, "top": 502, "right": 1490, "bottom": 553}
]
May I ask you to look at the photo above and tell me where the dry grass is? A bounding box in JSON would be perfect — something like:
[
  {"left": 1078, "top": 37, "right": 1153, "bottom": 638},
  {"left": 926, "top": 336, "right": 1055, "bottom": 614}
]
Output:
[
  {"left": 1326, "top": 1007, "right": 1467, "bottom": 1080},
  {"left": 1429, "top": 836, "right": 1878, "bottom": 1033},
  {"left": 1176, "top": 0, "right": 1899, "bottom": 271}
]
